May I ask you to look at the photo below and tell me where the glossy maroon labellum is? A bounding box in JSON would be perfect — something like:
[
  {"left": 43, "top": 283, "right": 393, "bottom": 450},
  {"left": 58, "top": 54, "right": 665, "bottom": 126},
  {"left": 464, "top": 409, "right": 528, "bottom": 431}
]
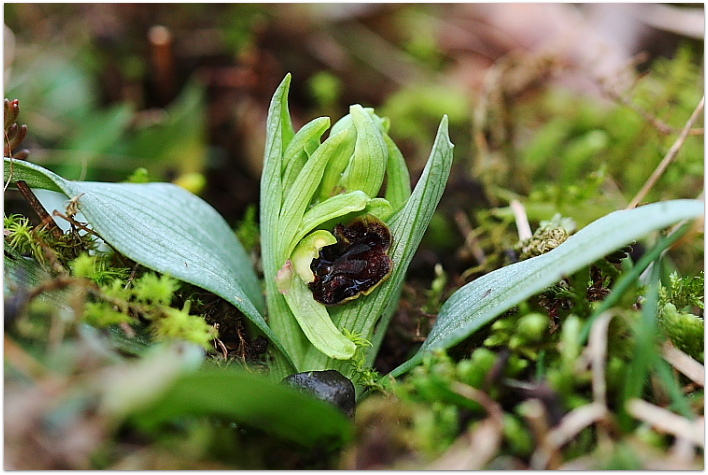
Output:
[{"left": 309, "top": 215, "right": 393, "bottom": 306}]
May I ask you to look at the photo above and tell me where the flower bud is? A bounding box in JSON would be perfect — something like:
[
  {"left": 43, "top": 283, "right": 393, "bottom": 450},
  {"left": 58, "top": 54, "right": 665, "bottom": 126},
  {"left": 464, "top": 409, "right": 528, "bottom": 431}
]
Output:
[{"left": 339, "top": 105, "right": 388, "bottom": 198}]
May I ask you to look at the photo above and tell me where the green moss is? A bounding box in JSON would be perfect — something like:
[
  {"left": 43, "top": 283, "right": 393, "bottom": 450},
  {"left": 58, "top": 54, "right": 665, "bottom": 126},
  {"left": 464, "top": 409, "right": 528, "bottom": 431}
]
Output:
[
  {"left": 659, "top": 303, "right": 704, "bottom": 361},
  {"left": 153, "top": 305, "right": 217, "bottom": 349},
  {"left": 660, "top": 271, "right": 704, "bottom": 311},
  {"left": 84, "top": 301, "right": 133, "bottom": 327},
  {"left": 133, "top": 273, "right": 180, "bottom": 306}
]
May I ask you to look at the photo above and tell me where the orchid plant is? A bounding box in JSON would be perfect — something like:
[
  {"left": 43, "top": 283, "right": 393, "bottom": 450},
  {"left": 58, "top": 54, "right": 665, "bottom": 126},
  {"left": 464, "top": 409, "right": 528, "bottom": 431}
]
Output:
[
  {"left": 3, "top": 74, "right": 455, "bottom": 382},
  {"left": 260, "top": 74, "right": 454, "bottom": 375}
]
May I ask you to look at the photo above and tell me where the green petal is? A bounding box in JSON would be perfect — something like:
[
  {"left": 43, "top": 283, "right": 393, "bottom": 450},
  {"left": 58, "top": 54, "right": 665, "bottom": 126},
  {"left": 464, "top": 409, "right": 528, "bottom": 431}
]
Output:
[{"left": 278, "top": 261, "right": 357, "bottom": 363}]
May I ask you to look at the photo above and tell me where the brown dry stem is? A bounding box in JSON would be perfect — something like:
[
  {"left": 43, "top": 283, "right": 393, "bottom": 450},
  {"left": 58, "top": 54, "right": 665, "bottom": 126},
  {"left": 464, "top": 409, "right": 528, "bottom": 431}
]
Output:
[
  {"left": 627, "top": 96, "right": 705, "bottom": 209},
  {"left": 427, "top": 382, "right": 504, "bottom": 470}
]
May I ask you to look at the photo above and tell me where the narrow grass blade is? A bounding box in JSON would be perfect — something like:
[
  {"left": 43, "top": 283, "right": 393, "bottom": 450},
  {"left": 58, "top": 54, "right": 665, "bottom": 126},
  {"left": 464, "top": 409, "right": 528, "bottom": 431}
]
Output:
[{"left": 619, "top": 258, "right": 661, "bottom": 429}]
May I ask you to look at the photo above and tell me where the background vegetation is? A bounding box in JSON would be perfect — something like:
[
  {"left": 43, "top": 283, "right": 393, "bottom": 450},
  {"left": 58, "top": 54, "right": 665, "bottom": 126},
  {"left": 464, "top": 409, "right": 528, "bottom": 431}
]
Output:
[{"left": 4, "top": 4, "right": 704, "bottom": 469}]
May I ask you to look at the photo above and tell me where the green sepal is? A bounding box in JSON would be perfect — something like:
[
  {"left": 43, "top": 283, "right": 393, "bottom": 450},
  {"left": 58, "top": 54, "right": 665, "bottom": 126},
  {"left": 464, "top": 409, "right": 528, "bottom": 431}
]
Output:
[
  {"left": 290, "top": 190, "right": 370, "bottom": 256},
  {"left": 364, "top": 197, "right": 394, "bottom": 221}
]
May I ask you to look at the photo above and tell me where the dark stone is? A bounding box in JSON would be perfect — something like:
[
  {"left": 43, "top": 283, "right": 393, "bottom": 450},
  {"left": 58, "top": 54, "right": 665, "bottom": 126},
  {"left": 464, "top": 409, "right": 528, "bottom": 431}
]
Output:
[{"left": 282, "top": 369, "right": 356, "bottom": 418}]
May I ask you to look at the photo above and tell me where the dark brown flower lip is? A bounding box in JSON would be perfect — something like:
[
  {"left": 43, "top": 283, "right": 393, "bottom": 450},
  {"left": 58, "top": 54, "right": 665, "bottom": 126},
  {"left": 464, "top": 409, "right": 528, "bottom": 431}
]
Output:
[{"left": 309, "top": 215, "right": 393, "bottom": 306}]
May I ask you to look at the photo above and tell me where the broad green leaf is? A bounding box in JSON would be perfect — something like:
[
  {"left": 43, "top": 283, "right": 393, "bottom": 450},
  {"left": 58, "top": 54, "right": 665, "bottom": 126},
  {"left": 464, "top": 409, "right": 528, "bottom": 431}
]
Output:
[
  {"left": 390, "top": 199, "right": 704, "bottom": 377},
  {"left": 4, "top": 247, "right": 71, "bottom": 313},
  {"left": 3, "top": 158, "right": 294, "bottom": 369},
  {"left": 4, "top": 158, "right": 64, "bottom": 192},
  {"left": 130, "top": 367, "right": 353, "bottom": 448},
  {"left": 302, "top": 116, "right": 454, "bottom": 371},
  {"left": 4, "top": 247, "right": 49, "bottom": 289}
]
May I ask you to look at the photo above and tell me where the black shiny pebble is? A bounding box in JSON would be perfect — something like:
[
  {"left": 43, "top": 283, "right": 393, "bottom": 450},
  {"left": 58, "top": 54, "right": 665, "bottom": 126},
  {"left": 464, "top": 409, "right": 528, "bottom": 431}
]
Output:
[{"left": 281, "top": 369, "right": 356, "bottom": 418}]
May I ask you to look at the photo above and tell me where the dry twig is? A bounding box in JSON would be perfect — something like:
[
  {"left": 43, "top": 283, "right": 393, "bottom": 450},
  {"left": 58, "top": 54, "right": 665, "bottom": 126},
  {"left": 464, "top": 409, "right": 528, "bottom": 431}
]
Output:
[
  {"left": 661, "top": 342, "right": 704, "bottom": 387},
  {"left": 15, "top": 181, "right": 63, "bottom": 240},
  {"left": 626, "top": 398, "right": 704, "bottom": 447},
  {"left": 586, "top": 312, "right": 614, "bottom": 408},
  {"left": 427, "top": 383, "right": 504, "bottom": 470},
  {"left": 627, "top": 96, "right": 705, "bottom": 209},
  {"left": 510, "top": 199, "right": 532, "bottom": 241},
  {"left": 530, "top": 402, "right": 609, "bottom": 469}
]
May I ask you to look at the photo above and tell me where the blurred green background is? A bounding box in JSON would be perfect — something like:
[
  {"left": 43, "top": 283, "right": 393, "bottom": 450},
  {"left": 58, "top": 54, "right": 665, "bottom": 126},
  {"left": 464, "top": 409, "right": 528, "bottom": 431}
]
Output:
[{"left": 4, "top": 3, "right": 703, "bottom": 279}]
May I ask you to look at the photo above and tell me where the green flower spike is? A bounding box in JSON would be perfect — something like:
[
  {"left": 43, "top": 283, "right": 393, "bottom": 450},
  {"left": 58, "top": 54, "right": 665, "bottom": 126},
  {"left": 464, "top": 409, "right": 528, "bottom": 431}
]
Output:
[{"left": 261, "top": 74, "right": 454, "bottom": 372}]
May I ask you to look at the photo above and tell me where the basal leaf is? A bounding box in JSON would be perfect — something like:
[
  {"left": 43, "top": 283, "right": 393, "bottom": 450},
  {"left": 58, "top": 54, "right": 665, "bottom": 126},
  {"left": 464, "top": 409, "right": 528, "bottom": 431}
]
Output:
[
  {"left": 390, "top": 199, "right": 704, "bottom": 377},
  {"left": 4, "top": 158, "right": 294, "bottom": 368},
  {"left": 4, "top": 247, "right": 71, "bottom": 314},
  {"left": 4, "top": 157, "right": 64, "bottom": 192}
]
